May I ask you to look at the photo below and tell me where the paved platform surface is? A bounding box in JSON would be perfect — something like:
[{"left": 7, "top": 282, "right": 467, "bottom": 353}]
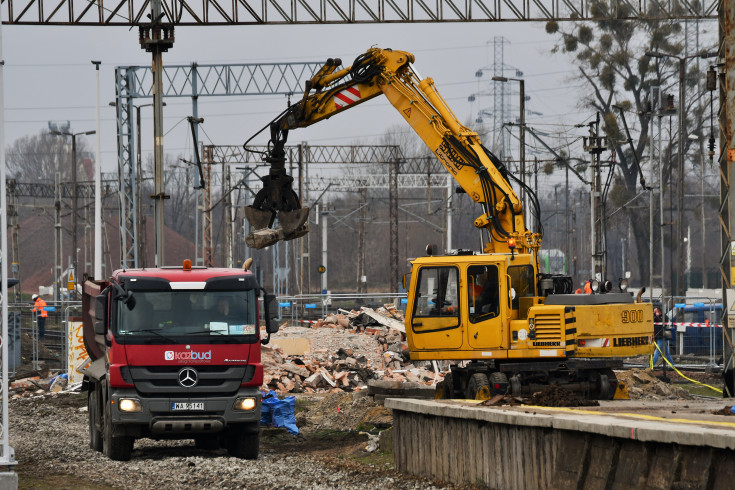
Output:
[{"left": 385, "top": 397, "right": 735, "bottom": 449}]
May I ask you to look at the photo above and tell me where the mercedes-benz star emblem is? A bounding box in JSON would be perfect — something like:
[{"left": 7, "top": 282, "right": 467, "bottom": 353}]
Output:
[{"left": 178, "top": 367, "right": 198, "bottom": 388}]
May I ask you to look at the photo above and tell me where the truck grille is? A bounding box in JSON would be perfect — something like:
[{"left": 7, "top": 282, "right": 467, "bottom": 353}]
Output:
[
  {"left": 129, "top": 365, "right": 253, "bottom": 397},
  {"left": 533, "top": 313, "right": 562, "bottom": 341}
]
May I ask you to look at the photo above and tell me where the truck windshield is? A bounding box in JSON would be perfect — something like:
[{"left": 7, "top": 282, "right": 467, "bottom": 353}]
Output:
[{"left": 116, "top": 290, "right": 257, "bottom": 338}]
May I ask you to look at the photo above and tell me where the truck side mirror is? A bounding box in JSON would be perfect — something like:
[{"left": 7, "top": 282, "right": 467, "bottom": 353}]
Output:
[
  {"left": 94, "top": 294, "right": 107, "bottom": 334},
  {"left": 264, "top": 293, "right": 279, "bottom": 334}
]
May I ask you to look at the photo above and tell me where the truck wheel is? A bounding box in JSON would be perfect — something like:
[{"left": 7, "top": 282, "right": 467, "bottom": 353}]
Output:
[
  {"left": 88, "top": 389, "right": 103, "bottom": 452},
  {"left": 103, "top": 402, "right": 133, "bottom": 461},
  {"left": 226, "top": 427, "right": 259, "bottom": 459},
  {"left": 465, "top": 373, "right": 490, "bottom": 400},
  {"left": 488, "top": 372, "right": 509, "bottom": 396},
  {"left": 195, "top": 436, "right": 221, "bottom": 450}
]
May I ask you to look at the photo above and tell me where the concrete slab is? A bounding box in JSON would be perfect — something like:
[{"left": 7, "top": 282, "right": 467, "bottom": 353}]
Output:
[
  {"left": 270, "top": 337, "right": 310, "bottom": 356},
  {"left": 0, "top": 472, "right": 17, "bottom": 490}
]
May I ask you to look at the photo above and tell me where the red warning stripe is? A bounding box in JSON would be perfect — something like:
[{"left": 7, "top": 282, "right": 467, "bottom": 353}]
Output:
[{"left": 334, "top": 86, "right": 362, "bottom": 108}]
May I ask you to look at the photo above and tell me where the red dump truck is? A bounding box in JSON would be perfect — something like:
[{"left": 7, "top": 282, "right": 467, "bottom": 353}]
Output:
[{"left": 81, "top": 260, "right": 279, "bottom": 461}]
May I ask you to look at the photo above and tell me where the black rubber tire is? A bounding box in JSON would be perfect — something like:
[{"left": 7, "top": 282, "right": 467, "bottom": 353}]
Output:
[
  {"left": 465, "top": 373, "right": 490, "bottom": 399},
  {"left": 226, "top": 428, "right": 259, "bottom": 460},
  {"left": 488, "top": 371, "right": 509, "bottom": 396},
  {"left": 195, "top": 436, "right": 221, "bottom": 450},
  {"left": 103, "top": 401, "right": 134, "bottom": 461},
  {"left": 601, "top": 368, "right": 618, "bottom": 400},
  {"left": 436, "top": 372, "right": 454, "bottom": 399},
  {"left": 88, "top": 389, "right": 103, "bottom": 452}
]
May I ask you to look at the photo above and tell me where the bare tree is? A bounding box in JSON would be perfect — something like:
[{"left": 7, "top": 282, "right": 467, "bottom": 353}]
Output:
[
  {"left": 546, "top": 3, "right": 714, "bottom": 285},
  {"left": 6, "top": 128, "right": 93, "bottom": 183}
]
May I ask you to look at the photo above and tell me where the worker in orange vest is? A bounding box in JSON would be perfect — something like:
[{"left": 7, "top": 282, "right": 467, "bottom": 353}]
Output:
[
  {"left": 32, "top": 294, "right": 48, "bottom": 339},
  {"left": 583, "top": 281, "right": 592, "bottom": 294}
]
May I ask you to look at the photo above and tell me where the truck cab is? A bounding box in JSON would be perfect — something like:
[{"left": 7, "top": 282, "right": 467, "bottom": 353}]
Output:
[{"left": 82, "top": 262, "right": 278, "bottom": 460}]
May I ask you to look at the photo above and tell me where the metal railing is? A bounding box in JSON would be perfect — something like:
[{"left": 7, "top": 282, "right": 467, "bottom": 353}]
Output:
[
  {"left": 656, "top": 296, "right": 722, "bottom": 368},
  {"left": 276, "top": 292, "right": 407, "bottom": 324},
  {"left": 6, "top": 300, "right": 81, "bottom": 377}
]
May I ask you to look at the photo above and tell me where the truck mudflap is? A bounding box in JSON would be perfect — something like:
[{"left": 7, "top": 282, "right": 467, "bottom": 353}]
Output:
[{"left": 151, "top": 416, "right": 225, "bottom": 435}]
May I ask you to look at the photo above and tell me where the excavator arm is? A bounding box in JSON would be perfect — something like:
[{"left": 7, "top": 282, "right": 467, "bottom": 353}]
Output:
[{"left": 244, "top": 48, "right": 542, "bottom": 254}]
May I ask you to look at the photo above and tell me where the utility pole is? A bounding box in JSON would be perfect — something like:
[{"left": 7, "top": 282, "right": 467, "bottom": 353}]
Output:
[
  {"left": 321, "top": 207, "right": 328, "bottom": 295},
  {"left": 139, "top": 0, "right": 174, "bottom": 267},
  {"left": 389, "top": 159, "right": 399, "bottom": 292},
  {"left": 357, "top": 188, "right": 366, "bottom": 293},
  {"left": 584, "top": 114, "right": 607, "bottom": 281},
  {"left": 50, "top": 129, "right": 96, "bottom": 287},
  {"left": 92, "top": 60, "right": 102, "bottom": 280},
  {"left": 7, "top": 180, "right": 20, "bottom": 302},
  {"left": 54, "top": 173, "right": 62, "bottom": 303}
]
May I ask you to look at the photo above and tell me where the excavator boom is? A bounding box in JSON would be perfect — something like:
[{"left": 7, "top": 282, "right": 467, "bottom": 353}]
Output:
[{"left": 244, "top": 48, "right": 541, "bottom": 255}]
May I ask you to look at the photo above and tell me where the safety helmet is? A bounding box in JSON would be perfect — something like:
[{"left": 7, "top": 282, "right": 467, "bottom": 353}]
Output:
[{"left": 32, "top": 294, "right": 38, "bottom": 300}]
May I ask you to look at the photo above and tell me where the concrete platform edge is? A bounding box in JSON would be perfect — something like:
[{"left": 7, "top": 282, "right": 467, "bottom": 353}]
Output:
[{"left": 385, "top": 398, "right": 735, "bottom": 450}]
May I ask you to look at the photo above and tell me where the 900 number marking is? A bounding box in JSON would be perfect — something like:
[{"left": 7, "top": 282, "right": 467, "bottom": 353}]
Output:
[{"left": 621, "top": 309, "right": 644, "bottom": 323}]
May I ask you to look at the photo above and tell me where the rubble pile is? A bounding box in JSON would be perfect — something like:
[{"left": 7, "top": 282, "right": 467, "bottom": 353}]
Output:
[
  {"left": 263, "top": 305, "right": 443, "bottom": 395},
  {"left": 10, "top": 371, "right": 76, "bottom": 399},
  {"left": 615, "top": 368, "right": 695, "bottom": 400}
]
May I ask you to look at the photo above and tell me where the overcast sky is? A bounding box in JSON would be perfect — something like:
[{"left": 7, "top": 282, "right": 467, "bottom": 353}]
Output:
[{"left": 0, "top": 21, "right": 597, "bottom": 179}]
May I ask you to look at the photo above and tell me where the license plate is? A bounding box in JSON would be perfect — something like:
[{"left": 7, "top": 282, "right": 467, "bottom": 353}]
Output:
[{"left": 171, "top": 402, "right": 204, "bottom": 411}]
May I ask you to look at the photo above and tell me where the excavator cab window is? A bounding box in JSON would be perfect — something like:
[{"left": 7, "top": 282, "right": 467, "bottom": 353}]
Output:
[
  {"left": 507, "top": 265, "right": 535, "bottom": 311},
  {"left": 468, "top": 265, "right": 500, "bottom": 322},
  {"left": 412, "top": 266, "right": 459, "bottom": 318}
]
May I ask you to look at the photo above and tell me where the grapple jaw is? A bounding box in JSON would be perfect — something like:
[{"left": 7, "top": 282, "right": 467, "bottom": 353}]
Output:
[
  {"left": 244, "top": 198, "right": 310, "bottom": 249},
  {"left": 244, "top": 123, "right": 310, "bottom": 249},
  {"left": 245, "top": 211, "right": 310, "bottom": 249}
]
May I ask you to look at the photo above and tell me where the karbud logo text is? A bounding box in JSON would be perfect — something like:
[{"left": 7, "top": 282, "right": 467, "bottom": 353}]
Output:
[{"left": 164, "top": 350, "right": 212, "bottom": 361}]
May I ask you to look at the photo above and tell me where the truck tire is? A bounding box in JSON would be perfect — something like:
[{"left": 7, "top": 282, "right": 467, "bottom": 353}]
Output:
[
  {"left": 103, "top": 402, "right": 134, "bottom": 461},
  {"left": 88, "top": 389, "right": 102, "bottom": 452},
  {"left": 465, "top": 373, "right": 490, "bottom": 400},
  {"left": 226, "top": 427, "right": 259, "bottom": 459},
  {"left": 195, "top": 436, "right": 221, "bottom": 450}
]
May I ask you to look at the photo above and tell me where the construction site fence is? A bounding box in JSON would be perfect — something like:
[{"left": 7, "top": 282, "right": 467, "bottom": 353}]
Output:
[
  {"left": 3, "top": 300, "right": 82, "bottom": 378},
  {"left": 656, "top": 296, "right": 724, "bottom": 368},
  {"left": 275, "top": 292, "right": 408, "bottom": 324},
  {"left": 1, "top": 295, "right": 725, "bottom": 379}
]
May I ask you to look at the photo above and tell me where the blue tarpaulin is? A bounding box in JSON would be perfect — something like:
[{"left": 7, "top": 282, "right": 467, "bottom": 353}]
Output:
[{"left": 260, "top": 390, "right": 298, "bottom": 435}]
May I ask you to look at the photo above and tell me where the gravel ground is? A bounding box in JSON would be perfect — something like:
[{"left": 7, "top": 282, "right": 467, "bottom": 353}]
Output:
[{"left": 10, "top": 392, "right": 457, "bottom": 489}]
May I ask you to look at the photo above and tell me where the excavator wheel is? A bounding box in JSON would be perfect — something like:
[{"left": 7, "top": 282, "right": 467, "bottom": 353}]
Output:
[
  {"left": 436, "top": 372, "right": 454, "bottom": 399},
  {"left": 601, "top": 368, "right": 619, "bottom": 400},
  {"left": 465, "top": 373, "right": 491, "bottom": 400},
  {"left": 488, "top": 371, "right": 509, "bottom": 396}
]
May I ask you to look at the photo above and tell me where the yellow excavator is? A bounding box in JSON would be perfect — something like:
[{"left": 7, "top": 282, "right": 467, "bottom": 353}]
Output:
[{"left": 244, "top": 48, "right": 653, "bottom": 400}]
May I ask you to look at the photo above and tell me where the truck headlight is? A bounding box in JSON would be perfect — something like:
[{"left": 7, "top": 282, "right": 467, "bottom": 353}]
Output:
[
  {"left": 234, "top": 397, "right": 257, "bottom": 411},
  {"left": 119, "top": 398, "right": 142, "bottom": 412}
]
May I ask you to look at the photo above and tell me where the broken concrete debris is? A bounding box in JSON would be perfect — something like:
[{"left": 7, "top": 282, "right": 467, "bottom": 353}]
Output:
[
  {"left": 10, "top": 371, "right": 80, "bottom": 399},
  {"left": 263, "top": 305, "right": 443, "bottom": 395}
]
